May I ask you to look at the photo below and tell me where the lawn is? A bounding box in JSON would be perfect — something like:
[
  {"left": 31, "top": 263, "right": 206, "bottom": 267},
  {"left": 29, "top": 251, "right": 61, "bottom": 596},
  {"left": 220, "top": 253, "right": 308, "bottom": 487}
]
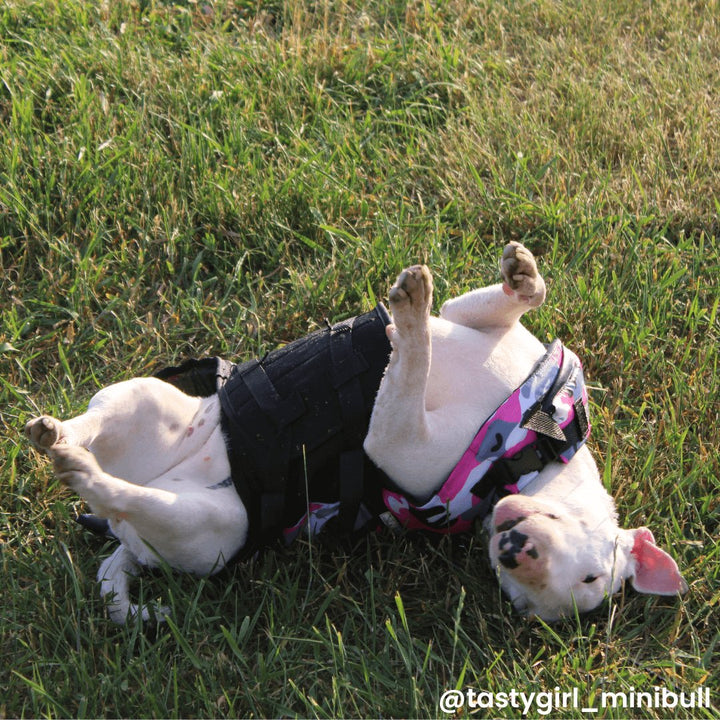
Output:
[{"left": 1, "top": 0, "right": 718, "bottom": 717}]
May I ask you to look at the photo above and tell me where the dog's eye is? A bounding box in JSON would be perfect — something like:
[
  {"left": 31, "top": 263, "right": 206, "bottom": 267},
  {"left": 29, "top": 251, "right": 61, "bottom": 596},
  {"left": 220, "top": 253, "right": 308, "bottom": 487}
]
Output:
[{"left": 582, "top": 574, "right": 598, "bottom": 584}]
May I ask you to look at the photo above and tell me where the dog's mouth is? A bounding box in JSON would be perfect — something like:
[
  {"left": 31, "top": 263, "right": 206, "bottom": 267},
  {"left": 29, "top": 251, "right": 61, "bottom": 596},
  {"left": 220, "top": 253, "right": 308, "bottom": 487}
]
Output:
[
  {"left": 495, "top": 515, "right": 525, "bottom": 532},
  {"left": 493, "top": 509, "right": 561, "bottom": 535}
]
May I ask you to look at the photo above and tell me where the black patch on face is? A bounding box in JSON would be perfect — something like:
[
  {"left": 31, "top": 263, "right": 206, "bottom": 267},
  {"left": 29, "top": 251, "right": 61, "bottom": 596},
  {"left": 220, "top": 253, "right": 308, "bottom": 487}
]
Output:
[{"left": 496, "top": 516, "right": 526, "bottom": 532}]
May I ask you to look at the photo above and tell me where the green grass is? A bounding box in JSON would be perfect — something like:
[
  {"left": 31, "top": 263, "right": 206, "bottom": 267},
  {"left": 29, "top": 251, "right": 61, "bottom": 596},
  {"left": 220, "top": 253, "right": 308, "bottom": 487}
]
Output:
[{"left": 1, "top": 0, "right": 718, "bottom": 717}]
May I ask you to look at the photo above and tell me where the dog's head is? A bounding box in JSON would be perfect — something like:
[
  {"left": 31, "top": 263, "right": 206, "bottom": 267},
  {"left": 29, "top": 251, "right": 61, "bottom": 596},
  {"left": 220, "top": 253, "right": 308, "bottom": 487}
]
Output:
[{"left": 488, "top": 495, "right": 687, "bottom": 620}]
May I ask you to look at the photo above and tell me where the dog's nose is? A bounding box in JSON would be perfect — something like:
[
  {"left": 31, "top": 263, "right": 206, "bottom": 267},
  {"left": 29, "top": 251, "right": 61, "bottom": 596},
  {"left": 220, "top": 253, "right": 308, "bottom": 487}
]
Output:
[{"left": 497, "top": 529, "right": 537, "bottom": 569}]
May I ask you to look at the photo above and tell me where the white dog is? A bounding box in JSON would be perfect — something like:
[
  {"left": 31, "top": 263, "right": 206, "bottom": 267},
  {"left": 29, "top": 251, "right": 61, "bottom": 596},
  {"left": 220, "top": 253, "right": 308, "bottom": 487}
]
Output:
[{"left": 25, "top": 243, "right": 687, "bottom": 623}]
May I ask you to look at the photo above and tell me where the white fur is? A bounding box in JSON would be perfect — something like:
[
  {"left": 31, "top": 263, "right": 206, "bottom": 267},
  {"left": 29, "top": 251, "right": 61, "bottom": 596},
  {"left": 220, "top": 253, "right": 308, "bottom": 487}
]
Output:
[{"left": 25, "top": 243, "right": 686, "bottom": 623}]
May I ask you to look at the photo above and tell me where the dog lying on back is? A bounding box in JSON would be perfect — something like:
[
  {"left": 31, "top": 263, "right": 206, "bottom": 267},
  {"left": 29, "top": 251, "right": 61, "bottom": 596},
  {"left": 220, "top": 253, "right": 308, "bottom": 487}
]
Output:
[{"left": 25, "top": 243, "right": 687, "bottom": 623}]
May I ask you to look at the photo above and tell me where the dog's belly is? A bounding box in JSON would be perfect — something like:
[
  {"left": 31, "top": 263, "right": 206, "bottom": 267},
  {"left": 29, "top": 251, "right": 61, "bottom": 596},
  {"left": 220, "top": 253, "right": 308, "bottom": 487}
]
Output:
[
  {"left": 110, "top": 422, "right": 248, "bottom": 573},
  {"left": 370, "top": 317, "right": 548, "bottom": 497},
  {"left": 425, "top": 317, "right": 546, "bottom": 442}
]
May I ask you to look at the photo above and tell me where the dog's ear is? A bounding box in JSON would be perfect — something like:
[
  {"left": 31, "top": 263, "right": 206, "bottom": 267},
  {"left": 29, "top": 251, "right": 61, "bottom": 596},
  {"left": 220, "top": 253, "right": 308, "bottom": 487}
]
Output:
[{"left": 624, "top": 527, "right": 688, "bottom": 595}]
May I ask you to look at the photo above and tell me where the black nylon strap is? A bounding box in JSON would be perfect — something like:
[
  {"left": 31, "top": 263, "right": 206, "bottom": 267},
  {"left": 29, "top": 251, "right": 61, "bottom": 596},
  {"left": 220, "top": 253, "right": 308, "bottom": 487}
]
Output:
[
  {"left": 260, "top": 493, "right": 286, "bottom": 540},
  {"left": 329, "top": 318, "right": 370, "bottom": 451},
  {"left": 476, "top": 412, "right": 586, "bottom": 494},
  {"left": 219, "top": 362, "right": 292, "bottom": 548},
  {"left": 336, "top": 449, "right": 365, "bottom": 531},
  {"left": 329, "top": 320, "right": 369, "bottom": 387},
  {"left": 329, "top": 318, "right": 370, "bottom": 532},
  {"left": 239, "top": 360, "right": 305, "bottom": 428}
]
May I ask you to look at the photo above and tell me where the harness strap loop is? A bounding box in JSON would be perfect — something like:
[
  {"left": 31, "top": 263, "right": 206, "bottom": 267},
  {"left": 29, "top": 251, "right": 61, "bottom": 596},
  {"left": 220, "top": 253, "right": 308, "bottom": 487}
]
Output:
[
  {"left": 239, "top": 360, "right": 305, "bottom": 428},
  {"left": 574, "top": 397, "right": 590, "bottom": 438},
  {"left": 329, "top": 318, "right": 372, "bottom": 531},
  {"left": 337, "top": 449, "right": 365, "bottom": 532}
]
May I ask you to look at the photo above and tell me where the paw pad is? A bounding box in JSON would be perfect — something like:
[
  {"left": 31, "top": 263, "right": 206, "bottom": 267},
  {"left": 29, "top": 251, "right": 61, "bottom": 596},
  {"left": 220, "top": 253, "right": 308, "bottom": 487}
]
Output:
[
  {"left": 388, "top": 265, "right": 433, "bottom": 311},
  {"left": 500, "top": 242, "right": 545, "bottom": 306},
  {"left": 25, "top": 416, "right": 62, "bottom": 450}
]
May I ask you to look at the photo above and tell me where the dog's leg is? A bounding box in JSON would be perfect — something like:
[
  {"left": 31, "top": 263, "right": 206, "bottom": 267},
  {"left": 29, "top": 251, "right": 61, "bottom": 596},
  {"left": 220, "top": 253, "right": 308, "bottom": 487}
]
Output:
[
  {"left": 364, "top": 265, "right": 447, "bottom": 496},
  {"left": 48, "top": 444, "right": 246, "bottom": 575},
  {"left": 370, "top": 264, "right": 433, "bottom": 440},
  {"left": 440, "top": 242, "right": 546, "bottom": 329},
  {"left": 25, "top": 378, "right": 209, "bottom": 483},
  {"left": 96, "top": 545, "right": 170, "bottom": 623},
  {"left": 25, "top": 385, "right": 141, "bottom": 451},
  {"left": 49, "top": 444, "right": 175, "bottom": 521}
]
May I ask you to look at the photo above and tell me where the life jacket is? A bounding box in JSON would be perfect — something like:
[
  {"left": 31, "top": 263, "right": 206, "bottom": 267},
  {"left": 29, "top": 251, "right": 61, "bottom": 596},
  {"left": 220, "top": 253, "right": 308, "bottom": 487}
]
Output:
[
  {"left": 155, "top": 304, "right": 395, "bottom": 557},
  {"left": 155, "top": 314, "right": 591, "bottom": 557}
]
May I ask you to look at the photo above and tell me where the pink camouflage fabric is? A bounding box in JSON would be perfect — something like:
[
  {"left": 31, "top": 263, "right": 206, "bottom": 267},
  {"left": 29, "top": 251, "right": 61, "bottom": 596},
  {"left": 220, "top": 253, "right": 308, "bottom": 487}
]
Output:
[{"left": 381, "top": 339, "right": 591, "bottom": 533}]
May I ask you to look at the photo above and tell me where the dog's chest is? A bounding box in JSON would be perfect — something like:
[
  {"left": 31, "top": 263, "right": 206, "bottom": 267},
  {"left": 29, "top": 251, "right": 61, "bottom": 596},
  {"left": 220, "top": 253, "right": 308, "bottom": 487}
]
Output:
[
  {"left": 382, "top": 340, "right": 591, "bottom": 534},
  {"left": 240, "top": 338, "right": 590, "bottom": 549}
]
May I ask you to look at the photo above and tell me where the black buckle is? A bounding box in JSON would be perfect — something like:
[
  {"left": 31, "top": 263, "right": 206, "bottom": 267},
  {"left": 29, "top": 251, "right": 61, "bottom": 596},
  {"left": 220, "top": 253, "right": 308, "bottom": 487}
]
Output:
[
  {"left": 533, "top": 435, "right": 562, "bottom": 464},
  {"left": 474, "top": 437, "right": 562, "bottom": 495}
]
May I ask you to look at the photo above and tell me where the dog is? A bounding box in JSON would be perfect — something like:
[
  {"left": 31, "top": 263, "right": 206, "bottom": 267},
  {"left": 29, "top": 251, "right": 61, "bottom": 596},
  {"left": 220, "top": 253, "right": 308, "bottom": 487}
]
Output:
[{"left": 25, "top": 242, "right": 687, "bottom": 623}]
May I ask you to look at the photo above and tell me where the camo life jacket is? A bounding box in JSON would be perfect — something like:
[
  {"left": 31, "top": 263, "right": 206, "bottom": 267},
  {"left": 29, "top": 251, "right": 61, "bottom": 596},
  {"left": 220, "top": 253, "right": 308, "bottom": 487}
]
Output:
[
  {"left": 156, "top": 312, "right": 591, "bottom": 555},
  {"left": 380, "top": 339, "right": 591, "bottom": 534}
]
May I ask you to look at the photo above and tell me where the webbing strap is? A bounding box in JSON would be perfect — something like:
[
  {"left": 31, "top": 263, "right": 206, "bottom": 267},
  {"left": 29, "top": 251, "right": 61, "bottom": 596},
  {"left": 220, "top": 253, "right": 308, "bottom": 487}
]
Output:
[
  {"left": 337, "top": 449, "right": 365, "bottom": 531},
  {"left": 239, "top": 360, "right": 305, "bottom": 428},
  {"left": 329, "top": 318, "right": 369, "bottom": 532},
  {"left": 219, "top": 361, "right": 293, "bottom": 547},
  {"left": 477, "top": 412, "right": 587, "bottom": 493}
]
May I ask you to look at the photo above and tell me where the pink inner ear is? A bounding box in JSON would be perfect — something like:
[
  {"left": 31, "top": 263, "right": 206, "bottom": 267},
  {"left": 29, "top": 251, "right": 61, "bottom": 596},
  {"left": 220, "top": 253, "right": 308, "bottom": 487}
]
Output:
[{"left": 630, "top": 529, "right": 687, "bottom": 595}]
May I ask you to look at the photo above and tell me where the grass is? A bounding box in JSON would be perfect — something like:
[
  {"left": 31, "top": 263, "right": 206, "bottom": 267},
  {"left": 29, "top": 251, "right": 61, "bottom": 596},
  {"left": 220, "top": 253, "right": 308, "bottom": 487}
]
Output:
[{"left": 1, "top": 0, "right": 718, "bottom": 717}]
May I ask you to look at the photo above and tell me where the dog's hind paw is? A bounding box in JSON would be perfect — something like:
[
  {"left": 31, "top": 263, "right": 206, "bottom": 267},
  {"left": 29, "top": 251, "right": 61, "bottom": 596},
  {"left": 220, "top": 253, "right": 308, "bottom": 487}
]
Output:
[
  {"left": 25, "top": 415, "right": 64, "bottom": 451},
  {"left": 134, "top": 602, "right": 171, "bottom": 625},
  {"left": 501, "top": 242, "right": 546, "bottom": 307},
  {"left": 49, "top": 445, "right": 102, "bottom": 491}
]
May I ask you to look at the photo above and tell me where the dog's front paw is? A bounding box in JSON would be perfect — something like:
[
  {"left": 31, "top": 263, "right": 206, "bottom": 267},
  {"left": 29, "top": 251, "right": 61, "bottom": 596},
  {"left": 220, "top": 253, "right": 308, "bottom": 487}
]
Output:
[
  {"left": 388, "top": 265, "right": 433, "bottom": 322},
  {"left": 501, "top": 242, "right": 546, "bottom": 307},
  {"left": 108, "top": 601, "right": 172, "bottom": 626},
  {"left": 25, "top": 416, "right": 64, "bottom": 451},
  {"left": 49, "top": 445, "right": 102, "bottom": 492}
]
